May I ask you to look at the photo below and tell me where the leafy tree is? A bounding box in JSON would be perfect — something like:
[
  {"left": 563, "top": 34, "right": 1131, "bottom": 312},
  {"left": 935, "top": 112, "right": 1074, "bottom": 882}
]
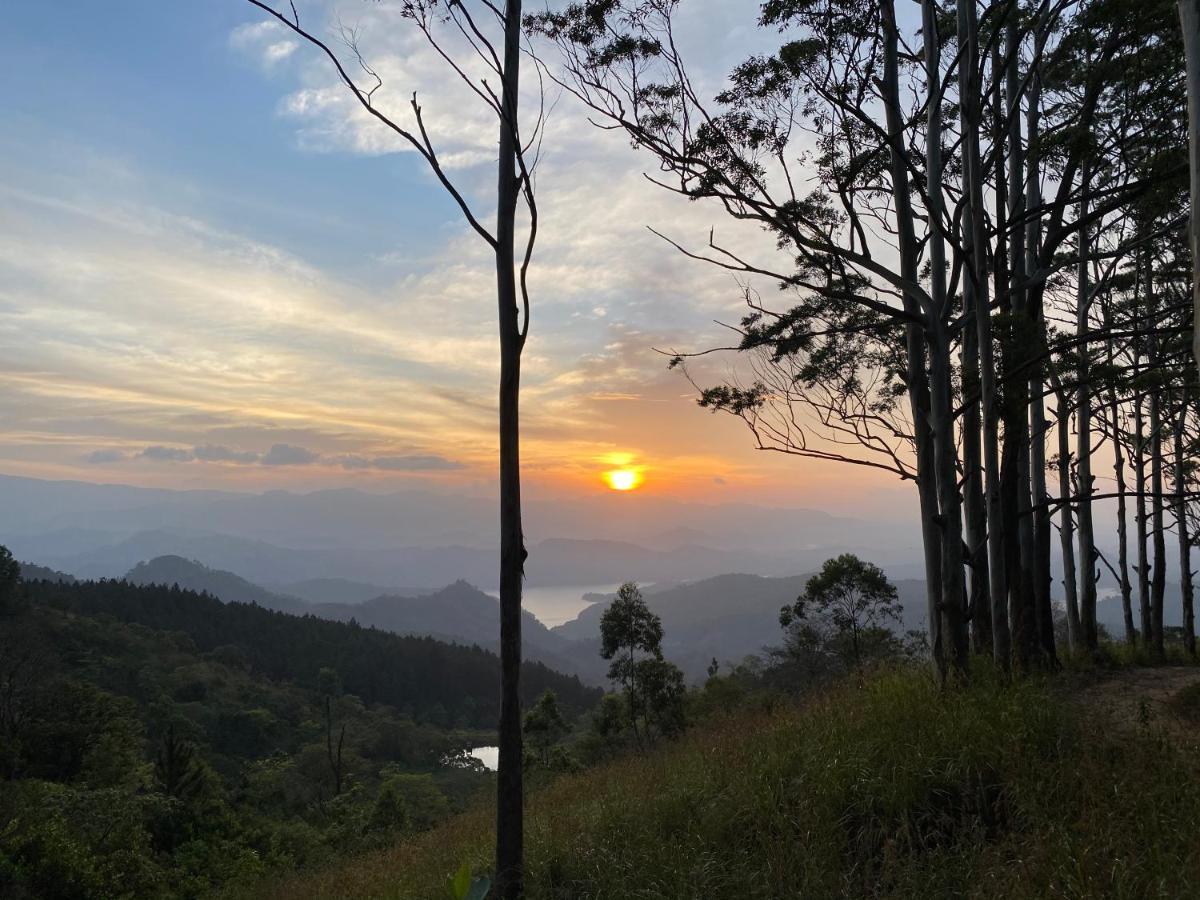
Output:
[
  {"left": 523, "top": 689, "right": 568, "bottom": 768},
  {"left": 155, "top": 723, "right": 205, "bottom": 800},
  {"left": 599, "top": 583, "right": 685, "bottom": 745},
  {"left": 365, "top": 778, "right": 410, "bottom": 842},
  {"left": 0, "top": 545, "right": 21, "bottom": 615},
  {"left": 631, "top": 657, "right": 686, "bottom": 739},
  {"left": 780, "top": 555, "right": 902, "bottom": 670},
  {"left": 375, "top": 772, "right": 451, "bottom": 831}
]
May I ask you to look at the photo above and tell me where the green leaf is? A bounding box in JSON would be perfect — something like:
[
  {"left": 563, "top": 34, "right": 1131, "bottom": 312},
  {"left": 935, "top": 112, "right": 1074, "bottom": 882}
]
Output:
[{"left": 448, "top": 863, "right": 471, "bottom": 900}]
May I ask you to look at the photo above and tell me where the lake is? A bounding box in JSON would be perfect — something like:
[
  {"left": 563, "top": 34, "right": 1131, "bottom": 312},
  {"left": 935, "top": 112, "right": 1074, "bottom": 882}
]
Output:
[
  {"left": 490, "top": 583, "right": 618, "bottom": 627},
  {"left": 469, "top": 746, "right": 498, "bottom": 771}
]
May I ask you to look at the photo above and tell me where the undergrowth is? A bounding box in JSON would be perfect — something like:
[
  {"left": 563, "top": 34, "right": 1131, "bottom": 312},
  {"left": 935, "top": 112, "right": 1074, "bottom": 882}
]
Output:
[{"left": 240, "top": 661, "right": 1200, "bottom": 899}]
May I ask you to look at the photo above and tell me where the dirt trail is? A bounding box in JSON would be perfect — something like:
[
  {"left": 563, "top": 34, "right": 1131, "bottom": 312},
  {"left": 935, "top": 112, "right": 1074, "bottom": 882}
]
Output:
[{"left": 1076, "top": 666, "right": 1200, "bottom": 743}]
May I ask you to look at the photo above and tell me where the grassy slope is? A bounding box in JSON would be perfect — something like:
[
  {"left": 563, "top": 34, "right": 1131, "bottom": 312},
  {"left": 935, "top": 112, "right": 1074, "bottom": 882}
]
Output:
[{"left": 242, "top": 665, "right": 1200, "bottom": 900}]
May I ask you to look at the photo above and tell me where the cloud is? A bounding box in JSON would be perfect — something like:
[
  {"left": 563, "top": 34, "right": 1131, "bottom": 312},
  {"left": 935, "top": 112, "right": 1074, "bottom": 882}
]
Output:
[
  {"left": 85, "top": 449, "right": 126, "bottom": 464},
  {"left": 0, "top": 3, "right": 909, "bottom": 513},
  {"left": 229, "top": 21, "right": 298, "bottom": 67},
  {"left": 334, "top": 453, "right": 463, "bottom": 471},
  {"left": 193, "top": 444, "right": 261, "bottom": 464},
  {"left": 140, "top": 445, "right": 195, "bottom": 462},
  {"left": 261, "top": 443, "right": 319, "bottom": 466},
  {"left": 371, "top": 454, "right": 464, "bottom": 471}
]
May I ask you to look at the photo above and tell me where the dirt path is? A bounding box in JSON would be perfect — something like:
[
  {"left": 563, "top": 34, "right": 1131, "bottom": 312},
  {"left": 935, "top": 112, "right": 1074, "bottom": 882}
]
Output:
[{"left": 1076, "top": 666, "right": 1200, "bottom": 744}]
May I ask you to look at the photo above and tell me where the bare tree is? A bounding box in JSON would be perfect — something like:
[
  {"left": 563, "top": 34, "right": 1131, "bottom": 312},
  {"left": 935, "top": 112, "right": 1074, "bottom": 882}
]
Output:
[{"left": 237, "top": 3, "right": 538, "bottom": 894}]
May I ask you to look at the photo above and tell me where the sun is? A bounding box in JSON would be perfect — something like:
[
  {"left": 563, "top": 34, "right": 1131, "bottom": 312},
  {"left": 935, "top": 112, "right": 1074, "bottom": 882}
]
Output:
[{"left": 604, "top": 469, "right": 641, "bottom": 492}]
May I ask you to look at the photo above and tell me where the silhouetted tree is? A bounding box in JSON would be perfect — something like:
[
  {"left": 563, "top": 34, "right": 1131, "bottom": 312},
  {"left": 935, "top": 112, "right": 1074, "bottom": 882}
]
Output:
[
  {"left": 781, "top": 555, "right": 902, "bottom": 669},
  {"left": 235, "top": 3, "right": 542, "bottom": 893}
]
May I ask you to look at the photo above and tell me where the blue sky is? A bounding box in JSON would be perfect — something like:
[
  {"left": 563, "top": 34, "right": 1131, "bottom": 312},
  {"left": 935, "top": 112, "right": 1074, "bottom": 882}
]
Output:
[
  {"left": 0, "top": 1, "right": 914, "bottom": 518},
  {"left": 2, "top": 1, "right": 452, "bottom": 282}
]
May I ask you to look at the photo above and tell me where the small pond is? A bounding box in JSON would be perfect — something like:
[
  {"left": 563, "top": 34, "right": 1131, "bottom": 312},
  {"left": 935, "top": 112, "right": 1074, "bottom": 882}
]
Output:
[{"left": 468, "top": 745, "right": 498, "bottom": 771}]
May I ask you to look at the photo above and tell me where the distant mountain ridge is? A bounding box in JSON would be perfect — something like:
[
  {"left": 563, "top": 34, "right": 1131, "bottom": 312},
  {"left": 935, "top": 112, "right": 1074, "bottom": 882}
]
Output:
[
  {"left": 268, "top": 576, "right": 432, "bottom": 605},
  {"left": 0, "top": 472, "right": 924, "bottom": 589},
  {"left": 119, "top": 555, "right": 603, "bottom": 683},
  {"left": 17, "top": 560, "right": 76, "bottom": 583},
  {"left": 125, "top": 555, "right": 306, "bottom": 614}
]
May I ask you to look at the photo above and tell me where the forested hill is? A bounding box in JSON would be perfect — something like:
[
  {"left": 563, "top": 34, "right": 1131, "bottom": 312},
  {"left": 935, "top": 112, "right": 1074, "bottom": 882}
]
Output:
[
  {"left": 22, "top": 577, "right": 601, "bottom": 725},
  {"left": 125, "top": 554, "right": 306, "bottom": 614}
]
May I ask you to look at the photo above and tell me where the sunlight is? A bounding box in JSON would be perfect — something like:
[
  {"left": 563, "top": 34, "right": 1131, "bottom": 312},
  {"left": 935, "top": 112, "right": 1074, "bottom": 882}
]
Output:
[{"left": 604, "top": 468, "right": 642, "bottom": 491}]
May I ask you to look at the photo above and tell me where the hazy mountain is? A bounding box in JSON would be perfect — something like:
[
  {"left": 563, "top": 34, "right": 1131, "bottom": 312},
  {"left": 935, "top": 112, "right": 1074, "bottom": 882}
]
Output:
[
  {"left": 124, "top": 556, "right": 307, "bottom": 614},
  {"left": 16, "top": 561, "right": 76, "bottom": 583},
  {"left": 0, "top": 473, "right": 920, "bottom": 582},
  {"left": 267, "top": 576, "right": 432, "bottom": 606},
  {"left": 14, "top": 525, "right": 833, "bottom": 592},
  {"left": 554, "top": 573, "right": 931, "bottom": 681},
  {"left": 308, "top": 580, "right": 602, "bottom": 683},
  {"left": 117, "top": 555, "right": 602, "bottom": 682}
]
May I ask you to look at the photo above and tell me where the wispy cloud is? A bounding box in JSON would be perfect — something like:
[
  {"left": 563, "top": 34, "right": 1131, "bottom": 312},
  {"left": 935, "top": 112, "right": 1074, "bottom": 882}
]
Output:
[{"left": 0, "top": 1, "right": 913, "bottom": 516}]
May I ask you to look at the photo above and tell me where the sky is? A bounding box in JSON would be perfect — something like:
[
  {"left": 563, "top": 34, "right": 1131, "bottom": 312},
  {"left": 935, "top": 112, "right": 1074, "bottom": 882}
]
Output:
[{"left": 0, "top": 1, "right": 915, "bottom": 520}]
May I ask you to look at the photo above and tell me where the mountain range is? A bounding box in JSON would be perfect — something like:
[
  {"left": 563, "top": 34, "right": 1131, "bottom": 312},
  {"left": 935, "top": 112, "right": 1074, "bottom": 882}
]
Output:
[
  {"left": 0, "top": 473, "right": 923, "bottom": 590},
  {"left": 51, "top": 554, "right": 930, "bottom": 684}
]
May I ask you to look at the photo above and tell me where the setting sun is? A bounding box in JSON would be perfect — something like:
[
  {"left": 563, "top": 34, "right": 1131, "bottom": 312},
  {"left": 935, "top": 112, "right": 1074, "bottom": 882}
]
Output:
[{"left": 604, "top": 469, "right": 641, "bottom": 492}]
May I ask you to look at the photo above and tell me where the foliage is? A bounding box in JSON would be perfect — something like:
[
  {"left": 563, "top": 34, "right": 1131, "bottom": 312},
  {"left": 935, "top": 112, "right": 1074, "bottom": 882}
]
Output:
[
  {"left": 20, "top": 576, "right": 599, "bottom": 726},
  {"left": 598, "top": 582, "right": 686, "bottom": 745},
  {"left": 257, "top": 663, "right": 1200, "bottom": 899},
  {"left": 0, "top": 568, "right": 531, "bottom": 898},
  {"left": 779, "top": 554, "right": 904, "bottom": 671},
  {"left": 446, "top": 861, "right": 491, "bottom": 900},
  {"left": 522, "top": 690, "right": 569, "bottom": 770}
]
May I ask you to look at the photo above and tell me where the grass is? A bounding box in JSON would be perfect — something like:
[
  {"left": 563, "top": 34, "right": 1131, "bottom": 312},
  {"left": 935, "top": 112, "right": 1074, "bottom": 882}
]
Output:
[{"left": 235, "top": 662, "right": 1200, "bottom": 900}]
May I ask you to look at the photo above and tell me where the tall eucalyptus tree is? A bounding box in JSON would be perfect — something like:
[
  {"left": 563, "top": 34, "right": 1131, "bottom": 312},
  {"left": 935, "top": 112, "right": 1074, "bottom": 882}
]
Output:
[{"left": 237, "top": 2, "right": 538, "bottom": 895}]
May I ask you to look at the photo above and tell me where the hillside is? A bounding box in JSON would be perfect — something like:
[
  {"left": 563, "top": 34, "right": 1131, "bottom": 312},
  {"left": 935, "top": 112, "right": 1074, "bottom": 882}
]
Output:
[
  {"left": 1, "top": 571, "right": 559, "bottom": 898},
  {"left": 116, "top": 557, "right": 602, "bottom": 683},
  {"left": 308, "top": 581, "right": 602, "bottom": 683},
  {"left": 21, "top": 577, "right": 601, "bottom": 725},
  {"left": 248, "top": 666, "right": 1200, "bottom": 899}
]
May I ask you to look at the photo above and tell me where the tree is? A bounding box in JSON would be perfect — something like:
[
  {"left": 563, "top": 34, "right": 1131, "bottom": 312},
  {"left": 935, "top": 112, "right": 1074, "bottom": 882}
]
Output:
[
  {"left": 366, "top": 777, "right": 410, "bottom": 840},
  {"left": 598, "top": 583, "right": 684, "bottom": 745},
  {"left": 523, "top": 689, "right": 567, "bottom": 768},
  {"left": 532, "top": 0, "right": 1189, "bottom": 676},
  {"left": 154, "top": 724, "right": 205, "bottom": 800},
  {"left": 234, "top": 4, "right": 540, "bottom": 894},
  {"left": 0, "top": 545, "right": 21, "bottom": 615},
  {"left": 318, "top": 666, "right": 347, "bottom": 796},
  {"left": 780, "top": 555, "right": 902, "bottom": 669},
  {"left": 1182, "top": 0, "right": 1200, "bottom": 375},
  {"left": 631, "top": 656, "right": 686, "bottom": 739}
]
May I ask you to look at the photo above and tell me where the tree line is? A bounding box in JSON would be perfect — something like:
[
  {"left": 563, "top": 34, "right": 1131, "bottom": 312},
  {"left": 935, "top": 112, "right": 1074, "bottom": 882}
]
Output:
[
  {"left": 533, "top": 0, "right": 1196, "bottom": 677},
  {"left": 19, "top": 574, "right": 600, "bottom": 727}
]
